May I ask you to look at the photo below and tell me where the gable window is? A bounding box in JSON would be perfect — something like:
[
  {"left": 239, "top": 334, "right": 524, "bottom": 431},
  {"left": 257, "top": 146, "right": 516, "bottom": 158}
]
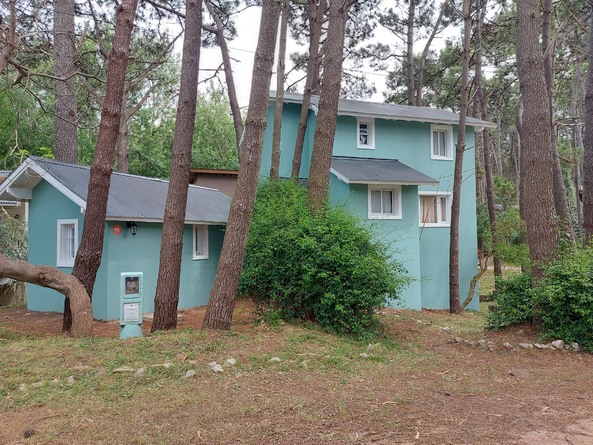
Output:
[
  {"left": 431, "top": 125, "right": 453, "bottom": 160},
  {"left": 357, "top": 118, "right": 375, "bottom": 149},
  {"left": 193, "top": 225, "right": 209, "bottom": 260},
  {"left": 368, "top": 186, "right": 401, "bottom": 219},
  {"left": 57, "top": 219, "right": 78, "bottom": 267},
  {"left": 419, "top": 193, "right": 451, "bottom": 227}
]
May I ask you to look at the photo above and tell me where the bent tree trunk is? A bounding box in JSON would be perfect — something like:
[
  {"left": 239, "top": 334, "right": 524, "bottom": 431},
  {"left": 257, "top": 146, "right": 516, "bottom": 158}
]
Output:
[{"left": 0, "top": 254, "right": 92, "bottom": 337}]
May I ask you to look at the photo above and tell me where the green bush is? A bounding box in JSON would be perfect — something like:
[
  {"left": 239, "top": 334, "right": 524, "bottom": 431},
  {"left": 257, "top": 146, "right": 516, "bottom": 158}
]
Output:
[
  {"left": 485, "top": 272, "right": 532, "bottom": 330},
  {"left": 532, "top": 246, "right": 593, "bottom": 351},
  {"left": 239, "top": 180, "right": 409, "bottom": 339}
]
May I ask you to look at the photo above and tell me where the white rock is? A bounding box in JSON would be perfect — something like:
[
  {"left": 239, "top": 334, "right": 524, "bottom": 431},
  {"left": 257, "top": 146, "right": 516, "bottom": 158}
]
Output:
[
  {"left": 454, "top": 337, "right": 464, "bottom": 343},
  {"left": 534, "top": 343, "right": 549, "bottom": 350},
  {"left": 184, "top": 370, "right": 196, "bottom": 378},
  {"left": 359, "top": 353, "right": 370, "bottom": 358},
  {"left": 441, "top": 326, "right": 453, "bottom": 333},
  {"left": 18, "top": 383, "right": 27, "bottom": 392},
  {"left": 66, "top": 376, "right": 75, "bottom": 385},
  {"left": 163, "top": 362, "right": 173, "bottom": 369},
  {"left": 133, "top": 367, "right": 146, "bottom": 378},
  {"left": 268, "top": 357, "right": 281, "bottom": 363},
  {"left": 571, "top": 342, "right": 581, "bottom": 352},
  {"left": 519, "top": 343, "right": 534, "bottom": 350},
  {"left": 224, "top": 358, "right": 237, "bottom": 367},
  {"left": 503, "top": 342, "right": 514, "bottom": 350},
  {"left": 551, "top": 340, "right": 565, "bottom": 350},
  {"left": 367, "top": 343, "right": 379, "bottom": 351},
  {"left": 113, "top": 366, "right": 135, "bottom": 373}
]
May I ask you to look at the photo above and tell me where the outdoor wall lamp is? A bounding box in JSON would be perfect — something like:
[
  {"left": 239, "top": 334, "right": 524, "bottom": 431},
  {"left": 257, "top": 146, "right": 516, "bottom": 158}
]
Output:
[{"left": 126, "top": 221, "right": 138, "bottom": 236}]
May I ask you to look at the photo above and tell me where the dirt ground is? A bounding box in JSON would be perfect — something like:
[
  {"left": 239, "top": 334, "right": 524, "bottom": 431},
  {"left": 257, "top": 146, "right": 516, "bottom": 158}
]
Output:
[{"left": 1, "top": 302, "right": 593, "bottom": 445}]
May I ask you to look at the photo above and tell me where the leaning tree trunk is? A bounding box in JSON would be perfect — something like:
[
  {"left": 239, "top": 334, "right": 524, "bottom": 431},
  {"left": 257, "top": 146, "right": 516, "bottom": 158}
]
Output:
[
  {"left": 515, "top": 0, "right": 560, "bottom": 282},
  {"left": 583, "top": 7, "right": 593, "bottom": 243},
  {"left": 151, "top": 0, "right": 203, "bottom": 332},
  {"left": 307, "top": 0, "right": 353, "bottom": 212},
  {"left": 202, "top": 0, "right": 282, "bottom": 331},
  {"left": 66, "top": 0, "right": 139, "bottom": 333},
  {"left": 270, "top": 0, "right": 290, "bottom": 180},
  {"left": 292, "top": 0, "right": 326, "bottom": 180},
  {"left": 0, "top": 254, "right": 92, "bottom": 337},
  {"left": 449, "top": 0, "right": 471, "bottom": 314},
  {"left": 54, "top": 0, "right": 78, "bottom": 164}
]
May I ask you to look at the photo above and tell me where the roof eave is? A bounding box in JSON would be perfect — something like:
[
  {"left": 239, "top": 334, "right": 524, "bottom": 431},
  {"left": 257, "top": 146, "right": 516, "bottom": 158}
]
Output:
[{"left": 336, "top": 111, "right": 497, "bottom": 129}]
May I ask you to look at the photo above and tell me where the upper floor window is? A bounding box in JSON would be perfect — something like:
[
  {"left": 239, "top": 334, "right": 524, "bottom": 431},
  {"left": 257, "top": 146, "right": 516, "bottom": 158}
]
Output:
[
  {"left": 419, "top": 192, "right": 451, "bottom": 227},
  {"left": 368, "top": 186, "right": 401, "bottom": 219},
  {"left": 357, "top": 118, "right": 375, "bottom": 149},
  {"left": 57, "top": 219, "right": 78, "bottom": 267},
  {"left": 431, "top": 125, "right": 453, "bottom": 160},
  {"left": 193, "top": 225, "right": 209, "bottom": 260}
]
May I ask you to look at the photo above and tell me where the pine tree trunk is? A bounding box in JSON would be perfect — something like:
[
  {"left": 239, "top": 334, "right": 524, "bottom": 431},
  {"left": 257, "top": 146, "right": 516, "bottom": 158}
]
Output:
[
  {"left": 307, "top": 0, "right": 352, "bottom": 212},
  {"left": 406, "top": 0, "right": 415, "bottom": 106},
  {"left": 0, "top": 254, "right": 92, "bottom": 337},
  {"left": 66, "top": 0, "right": 139, "bottom": 333},
  {"left": 116, "top": 107, "right": 131, "bottom": 173},
  {"left": 583, "top": 8, "right": 593, "bottom": 243},
  {"left": 54, "top": 0, "right": 78, "bottom": 164},
  {"left": 515, "top": 0, "right": 560, "bottom": 282},
  {"left": 571, "top": 60, "right": 583, "bottom": 239},
  {"left": 202, "top": 0, "right": 282, "bottom": 331},
  {"left": 270, "top": 0, "right": 289, "bottom": 180},
  {"left": 292, "top": 0, "right": 326, "bottom": 180},
  {"left": 0, "top": 0, "right": 16, "bottom": 74},
  {"left": 151, "top": 0, "right": 203, "bottom": 332},
  {"left": 449, "top": 0, "right": 471, "bottom": 314}
]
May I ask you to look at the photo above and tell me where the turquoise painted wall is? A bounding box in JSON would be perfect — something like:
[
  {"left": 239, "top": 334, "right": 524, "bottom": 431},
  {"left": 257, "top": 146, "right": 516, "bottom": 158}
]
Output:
[
  {"left": 262, "top": 103, "right": 480, "bottom": 310},
  {"left": 27, "top": 180, "right": 225, "bottom": 320}
]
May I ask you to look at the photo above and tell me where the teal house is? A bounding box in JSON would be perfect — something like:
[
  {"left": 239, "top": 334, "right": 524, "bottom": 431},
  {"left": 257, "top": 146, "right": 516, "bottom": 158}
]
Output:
[
  {"left": 0, "top": 157, "right": 230, "bottom": 320},
  {"left": 262, "top": 93, "right": 495, "bottom": 310}
]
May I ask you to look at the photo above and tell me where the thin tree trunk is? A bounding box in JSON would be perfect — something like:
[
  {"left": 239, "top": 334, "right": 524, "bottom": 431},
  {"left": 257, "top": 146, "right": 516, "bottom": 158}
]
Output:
[
  {"left": 151, "top": 0, "right": 203, "bottom": 332},
  {"left": 571, "top": 60, "right": 583, "bottom": 240},
  {"left": 515, "top": 0, "right": 560, "bottom": 282},
  {"left": 54, "top": 0, "right": 78, "bottom": 164},
  {"left": 0, "top": 254, "right": 92, "bottom": 337},
  {"left": 449, "top": 0, "right": 471, "bottom": 314},
  {"left": 406, "top": 0, "right": 415, "bottom": 106},
  {"left": 270, "top": 0, "right": 290, "bottom": 180},
  {"left": 0, "top": 0, "right": 16, "bottom": 74},
  {"left": 307, "top": 0, "right": 353, "bottom": 212},
  {"left": 292, "top": 0, "right": 326, "bottom": 180},
  {"left": 205, "top": 0, "right": 244, "bottom": 153},
  {"left": 202, "top": 0, "right": 282, "bottom": 331},
  {"left": 415, "top": 0, "right": 447, "bottom": 106},
  {"left": 494, "top": 111, "right": 503, "bottom": 175},
  {"left": 65, "top": 0, "right": 139, "bottom": 333},
  {"left": 542, "top": 0, "right": 572, "bottom": 235},
  {"left": 583, "top": 7, "right": 593, "bottom": 243},
  {"left": 116, "top": 106, "right": 131, "bottom": 173}
]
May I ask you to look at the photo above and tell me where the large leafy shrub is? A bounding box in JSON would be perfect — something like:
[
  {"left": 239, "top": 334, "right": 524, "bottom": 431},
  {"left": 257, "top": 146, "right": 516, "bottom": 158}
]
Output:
[
  {"left": 239, "top": 180, "right": 409, "bottom": 339},
  {"left": 485, "top": 272, "right": 532, "bottom": 331},
  {"left": 532, "top": 246, "right": 593, "bottom": 351}
]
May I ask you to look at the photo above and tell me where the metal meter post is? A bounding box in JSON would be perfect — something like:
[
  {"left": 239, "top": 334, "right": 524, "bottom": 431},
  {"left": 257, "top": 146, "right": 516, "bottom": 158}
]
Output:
[{"left": 120, "top": 272, "right": 143, "bottom": 339}]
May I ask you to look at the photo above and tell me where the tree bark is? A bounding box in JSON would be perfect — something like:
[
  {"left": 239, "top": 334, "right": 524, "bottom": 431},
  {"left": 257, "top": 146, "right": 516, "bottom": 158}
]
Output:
[
  {"left": 66, "top": 0, "right": 139, "bottom": 333},
  {"left": 406, "top": 0, "right": 415, "bottom": 106},
  {"left": 571, "top": 59, "right": 583, "bottom": 239},
  {"left": 270, "top": 0, "right": 290, "bottom": 180},
  {"left": 307, "top": 0, "right": 353, "bottom": 212},
  {"left": 542, "top": 0, "right": 572, "bottom": 236},
  {"left": 205, "top": 0, "right": 244, "bottom": 152},
  {"left": 116, "top": 106, "right": 131, "bottom": 173},
  {"left": 0, "top": 254, "right": 92, "bottom": 337},
  {"left": 0, "top": 0, "right": 17, "bottom": 75},
  {"left": 54, "top": 0, "right": 78, "bottom": 164},
  {"left": 292, "top": 0, "right": 326, "bottom": 180},
  {"left": 448, "top": 0, "right": 471, "bottom": 314},
  {"left": 151, "top": 0, "right": 203, "bottom": 332},
  {"left": 583, "top": 7, "right": 593, "bottom": 243},
  {"left": 202, "top": 0, "right": 281, "bottom": 331},
  {"left": 515, "top": 0, "right": 560, "bottom": 282}
]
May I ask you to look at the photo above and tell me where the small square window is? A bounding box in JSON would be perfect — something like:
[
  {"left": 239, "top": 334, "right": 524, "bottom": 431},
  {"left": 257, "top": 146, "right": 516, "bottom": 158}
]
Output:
[
  {"left": 193, "top": 225, "right": 209, "bottom": 260},
  {"left": 357, "top": 118, "right": 375, "bottom": 149},
  {"left": 57, "top": 219, "right": 78, "bottom": 267},
  {"left": 419, "top": 193, "right": 451, "bottom": 227},
  {"left": 431, "top": 125, "right": 453, "bottom": 160},
  {"left": 368, "top": 186, "right": 401, "bottom": 219}
]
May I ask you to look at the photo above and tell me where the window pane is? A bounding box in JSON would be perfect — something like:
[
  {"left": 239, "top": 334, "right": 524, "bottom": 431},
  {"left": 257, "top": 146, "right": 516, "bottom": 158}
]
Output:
[
  {"left": 359, "top": 123, "right": 369, "bottom": 145},
  {"left": 195, "top": 226, "right": 200, "bottom": 254},
  {"left": 432, "top": 131, "right": 439, "bottom": 156},
  {"left": 438, "top": 131, "right": 446, "bottom": 156},
  {"left": 370, "top": 190, "right": 381, "bottom": 213},
  {"left": 440, "top": 197, "right": 448, "bottom": 222},
  {"left": 67, "top": 225, "right": 75, "bottom": 260},
  {"left": 382, "top": 190, "right": 393, "bottom": 214},
  {"left": 421, "top": 196, "right": 437, "bottom": 223}
]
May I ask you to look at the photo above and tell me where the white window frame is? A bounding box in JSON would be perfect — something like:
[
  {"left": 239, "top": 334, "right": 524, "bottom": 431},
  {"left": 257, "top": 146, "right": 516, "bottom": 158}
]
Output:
[
  {"left": 368, "top": 185, "right": 402, "bottom": 220},
  {"left": 430, "top": 125, "right": 453, "bottom": 160},
  {"left": 56, "top": 219, "right": 78, "bottom": 267},
  {"left": 357, "top": 117, "right": 375, "bottom": 149},
  {"left": 418, "top": 192, "right": 452, "bottom": 227},
  {"left": 192, "top": 225, "right": 209, "bottom": 260}
]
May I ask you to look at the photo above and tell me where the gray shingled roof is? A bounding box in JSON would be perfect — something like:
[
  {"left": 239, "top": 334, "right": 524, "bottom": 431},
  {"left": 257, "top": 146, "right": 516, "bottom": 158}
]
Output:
[
  {"left": 274, "top": 92, "right": 496, "bottom": 129},
  {"left": 7, "top": 157, "right": 230, "bottom": 224},
  {"left": 331, "top": 157, "right": 439, "bottom": 185}
]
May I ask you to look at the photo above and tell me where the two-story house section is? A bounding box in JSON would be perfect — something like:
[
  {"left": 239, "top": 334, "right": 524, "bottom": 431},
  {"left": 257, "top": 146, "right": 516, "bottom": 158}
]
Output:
[{"left": 261, "top": 92, "right": 496, "bottom": 311}]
